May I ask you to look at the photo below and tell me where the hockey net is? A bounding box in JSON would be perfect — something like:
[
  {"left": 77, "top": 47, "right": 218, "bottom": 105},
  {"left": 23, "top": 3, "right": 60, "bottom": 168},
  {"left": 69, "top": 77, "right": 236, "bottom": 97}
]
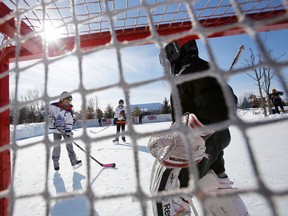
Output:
[{"left": 1, "top": 0, "right": 288, "bottom": 215}]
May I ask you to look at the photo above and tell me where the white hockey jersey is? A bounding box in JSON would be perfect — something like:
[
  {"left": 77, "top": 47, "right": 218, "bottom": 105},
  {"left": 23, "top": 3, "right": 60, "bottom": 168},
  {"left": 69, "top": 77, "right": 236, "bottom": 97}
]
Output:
[
  {"left": 41, "top": 102, "right": 74, "bottom": 134},
  {"left": 114, "top": 105, "right": 126, "bottom": 121}
]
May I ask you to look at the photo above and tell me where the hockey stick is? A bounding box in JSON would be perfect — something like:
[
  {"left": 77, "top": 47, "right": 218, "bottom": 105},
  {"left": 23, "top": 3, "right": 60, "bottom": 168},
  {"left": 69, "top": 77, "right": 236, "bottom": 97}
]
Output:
[
  {"left": 89, "top": 124, "right": 111, "bottom": 135},
  {"left": 56, "top": 128, "right": 116, "bottom": 168}
]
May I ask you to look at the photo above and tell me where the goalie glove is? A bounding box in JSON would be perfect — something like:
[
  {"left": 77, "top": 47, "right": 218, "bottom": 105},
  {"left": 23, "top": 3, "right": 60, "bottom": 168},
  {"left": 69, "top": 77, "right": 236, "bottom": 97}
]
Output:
[
  {"left": 148, "top": 113, "right": 213, "bottom": 168},
  {"left": 148, "top": 132, "right": 206, "bottom": 168},
  {"left": 182, "top": 112, "right": 215, "bottom": 137},
  {"left": 48, "top": 114, "right": 55, "bottom": 128}
]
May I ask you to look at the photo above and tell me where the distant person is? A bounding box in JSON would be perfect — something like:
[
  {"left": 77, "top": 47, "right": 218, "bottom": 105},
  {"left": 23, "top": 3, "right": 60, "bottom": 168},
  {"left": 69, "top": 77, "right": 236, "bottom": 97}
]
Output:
[
  {"left": 41, "top": 91, "right": 82, "bottom": 171},
  {"left": 149, "top": 40, "right": 249, "bottom": 216},
  {"left": 113, "top": 99, "right": 126, "bottom": 143},
  {"left": 98, "top": 118, "right": 102, "bottom": 126},
  {"left": 139, "top": 113, "right": 144, "bottom": 124},
  {"left": 269, "top": 88, "right": 285, "bottom": 114}
]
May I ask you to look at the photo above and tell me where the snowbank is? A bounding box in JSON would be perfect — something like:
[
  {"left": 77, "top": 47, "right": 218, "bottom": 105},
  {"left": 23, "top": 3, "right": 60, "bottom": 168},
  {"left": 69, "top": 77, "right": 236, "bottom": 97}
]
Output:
[
  {"left": 10, "top": 123, "right": 45, "bottom": 140},
  {"left": 10, "top": 110, "right": 288, "bottom": 141}
]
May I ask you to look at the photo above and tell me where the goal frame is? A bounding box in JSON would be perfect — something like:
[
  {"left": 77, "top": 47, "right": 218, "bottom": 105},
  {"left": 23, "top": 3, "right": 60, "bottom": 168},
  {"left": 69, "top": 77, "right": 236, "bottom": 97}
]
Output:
[{"left": 1, "top": 1, "right": 288, "bottom": 215}]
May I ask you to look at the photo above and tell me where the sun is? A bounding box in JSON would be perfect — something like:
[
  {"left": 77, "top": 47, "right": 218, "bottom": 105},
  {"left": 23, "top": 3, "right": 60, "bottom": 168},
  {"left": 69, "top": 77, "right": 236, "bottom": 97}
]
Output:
[{"left": 41, "top": 21, "right": 60, "bottom": 43}]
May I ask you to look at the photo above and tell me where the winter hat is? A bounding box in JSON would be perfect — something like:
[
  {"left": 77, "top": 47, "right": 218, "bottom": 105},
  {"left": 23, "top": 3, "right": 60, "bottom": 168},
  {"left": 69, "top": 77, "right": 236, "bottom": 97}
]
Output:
[
  {"left": 119, "top": 99, "right": 124, "bottom": 104},
  {"left": 60, "top": 91, "right": 72, "bottom": 101}
]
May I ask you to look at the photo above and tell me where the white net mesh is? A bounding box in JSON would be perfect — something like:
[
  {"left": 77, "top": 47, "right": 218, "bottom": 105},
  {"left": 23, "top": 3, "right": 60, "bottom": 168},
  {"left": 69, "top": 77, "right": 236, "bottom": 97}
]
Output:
[{"left": 1, "top": 0, "right": 288, "bottom": 216}]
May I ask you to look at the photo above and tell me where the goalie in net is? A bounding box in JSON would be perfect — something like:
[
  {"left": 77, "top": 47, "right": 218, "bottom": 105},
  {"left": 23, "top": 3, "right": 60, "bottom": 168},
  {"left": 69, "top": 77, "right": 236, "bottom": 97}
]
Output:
[{"left": 148, "top": 40, "right": 249, "bottom": 216}]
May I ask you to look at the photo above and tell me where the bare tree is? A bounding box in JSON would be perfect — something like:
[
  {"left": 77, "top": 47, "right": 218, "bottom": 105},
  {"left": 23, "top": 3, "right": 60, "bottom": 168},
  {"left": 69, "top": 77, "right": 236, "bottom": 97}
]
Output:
[
  {"left": 86, "top": 98, "right": 95, "bottom": 119},
  {"left": 244, "top": 48, "right": 268, "bottom": 115},
  {"left": 244, "top": 46, "right": 286, "bottom": 116},
  {"left": 10, "top": 88, "right": 43, "bottom": 123}
]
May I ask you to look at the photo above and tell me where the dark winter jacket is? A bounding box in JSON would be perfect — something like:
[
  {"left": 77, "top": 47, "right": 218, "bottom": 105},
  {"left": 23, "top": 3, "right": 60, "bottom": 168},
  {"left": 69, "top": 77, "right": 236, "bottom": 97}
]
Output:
[
  {"left": 269, "top": 91, "right": 283, "bottom": 105},
  {"left": 171, "top": 55, "right": 238, "bottom": 125}
]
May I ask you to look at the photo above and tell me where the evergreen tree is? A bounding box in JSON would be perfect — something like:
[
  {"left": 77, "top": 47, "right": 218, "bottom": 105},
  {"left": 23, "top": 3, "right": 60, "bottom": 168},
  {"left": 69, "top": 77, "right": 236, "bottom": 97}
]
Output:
[
  {"left": 133, "top": 106, "right": 141, "bottom": 117},
  {"left": 161, "top": 97, "right": 171, "bottom": 114},
  {"left": 19, "top": 106, "right": 28, "bottom": 124},
  {"left": 240, "top": 96, "right": 250, "bottom": 109},
  {"left": 104, "top": 104, "right": 114, "bottom": 118}
]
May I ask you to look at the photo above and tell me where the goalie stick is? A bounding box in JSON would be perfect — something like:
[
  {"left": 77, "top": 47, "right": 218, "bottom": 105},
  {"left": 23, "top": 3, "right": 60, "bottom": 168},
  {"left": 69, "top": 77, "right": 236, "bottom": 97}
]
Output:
[
  {"left": 56, "top": 128, "right": 116, "bottom": 168},
  {"left": 229, "top": 45, "right": 245, "bottom": 71}
]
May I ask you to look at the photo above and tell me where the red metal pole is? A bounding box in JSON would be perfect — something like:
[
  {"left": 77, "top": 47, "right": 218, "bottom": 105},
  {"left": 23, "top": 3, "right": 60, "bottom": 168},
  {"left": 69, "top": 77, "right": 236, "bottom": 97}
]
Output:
[{"left": 0, "top": 58, "right": 11, "bottom": 216}]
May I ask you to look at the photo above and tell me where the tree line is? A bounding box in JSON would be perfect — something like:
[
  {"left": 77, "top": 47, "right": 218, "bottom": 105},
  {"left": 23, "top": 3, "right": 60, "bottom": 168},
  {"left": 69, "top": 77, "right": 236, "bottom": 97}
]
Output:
[{"left": 10, "top": 91, "right": 172, "bottom": 125}]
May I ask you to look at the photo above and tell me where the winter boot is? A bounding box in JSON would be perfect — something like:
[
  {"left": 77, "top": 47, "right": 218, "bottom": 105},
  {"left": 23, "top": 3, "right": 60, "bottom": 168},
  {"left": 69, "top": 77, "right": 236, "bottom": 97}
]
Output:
[{"left": 122, "top": 137, "right": 126, "bottom": 142}]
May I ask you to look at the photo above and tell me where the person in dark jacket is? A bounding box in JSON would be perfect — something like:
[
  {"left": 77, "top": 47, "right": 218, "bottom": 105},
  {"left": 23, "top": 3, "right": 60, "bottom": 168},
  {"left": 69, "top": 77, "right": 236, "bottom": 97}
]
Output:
[
  {"left": 139, "top": 113, "right": 144, "bottom": 124},
  {"left": 269, "top": 88, "right": 285, "bottom": 114},
  {"left": 150, "top": 40, "right": 249, "bottom": 216}
]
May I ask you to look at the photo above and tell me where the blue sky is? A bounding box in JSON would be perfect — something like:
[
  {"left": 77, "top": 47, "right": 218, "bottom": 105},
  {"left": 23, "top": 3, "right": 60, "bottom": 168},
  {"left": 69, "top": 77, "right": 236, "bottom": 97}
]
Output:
[{"left": 9, "top": 29, "right": 288, "bottom": 111}]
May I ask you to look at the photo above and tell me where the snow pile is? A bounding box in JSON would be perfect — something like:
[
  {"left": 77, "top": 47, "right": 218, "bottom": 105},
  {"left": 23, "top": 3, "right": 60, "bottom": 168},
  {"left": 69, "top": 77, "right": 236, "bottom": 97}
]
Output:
[
  {"left": 237, "top": 108, "right": 288, "bottom": 122},
  {"left": 10, "top": 123, "right": 45, "bottom": 140}
]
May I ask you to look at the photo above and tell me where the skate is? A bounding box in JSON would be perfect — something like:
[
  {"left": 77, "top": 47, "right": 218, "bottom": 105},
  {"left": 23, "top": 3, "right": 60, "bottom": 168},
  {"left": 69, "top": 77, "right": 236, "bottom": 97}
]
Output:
[
  {"left": 72, "top": 159, "right": 82, "bottom": 170},
  {"left": 113, "top": 139, "right": 119, "bottom": 143},
  {"left": 122, "top": 137, "right": 126, "bottom": 142}
]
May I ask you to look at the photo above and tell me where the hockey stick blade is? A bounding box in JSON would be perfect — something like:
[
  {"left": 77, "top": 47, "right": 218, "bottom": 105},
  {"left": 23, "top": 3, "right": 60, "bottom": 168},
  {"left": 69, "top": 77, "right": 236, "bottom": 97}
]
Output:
[
  {"left": 56, "top": 128, "right": 116, "bottom": 169},
  {"left": 103, "top": 163, "right": 116, "bottom": 168}
]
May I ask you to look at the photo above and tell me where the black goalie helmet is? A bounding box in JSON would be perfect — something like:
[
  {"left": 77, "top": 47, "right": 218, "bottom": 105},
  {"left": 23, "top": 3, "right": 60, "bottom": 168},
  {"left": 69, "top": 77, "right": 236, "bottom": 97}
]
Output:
[
  {"left": 159, "top": 41, "right": 180, "bottom": 75},
  {"left": 180, "top": 40, "right": 199, "bottom": 57},
  {"left": 159, "top": 40, "right": 199, "bottom": 75}
]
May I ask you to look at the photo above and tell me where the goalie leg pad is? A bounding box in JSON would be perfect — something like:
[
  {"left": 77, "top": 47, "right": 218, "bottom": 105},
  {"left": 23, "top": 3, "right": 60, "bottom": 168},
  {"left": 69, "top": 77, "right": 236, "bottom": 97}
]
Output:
[
  {"left": 150, "top": 160, "right": 193, "bottom": 216},
  {"left": 198, "top": 170, "right": 249, "bottom": 216},
  {"left": 198, "top": 170, "right": 234, "bottom": 192},
  {"left": 205, "top": 194, "right": 250, "bottom": 216}
]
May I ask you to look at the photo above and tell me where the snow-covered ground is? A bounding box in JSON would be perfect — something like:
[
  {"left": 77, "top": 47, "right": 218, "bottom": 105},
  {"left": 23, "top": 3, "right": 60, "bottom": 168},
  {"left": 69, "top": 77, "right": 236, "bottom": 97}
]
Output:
[{"left": 9, "top": 109, "right": 288, "bottom": 216}]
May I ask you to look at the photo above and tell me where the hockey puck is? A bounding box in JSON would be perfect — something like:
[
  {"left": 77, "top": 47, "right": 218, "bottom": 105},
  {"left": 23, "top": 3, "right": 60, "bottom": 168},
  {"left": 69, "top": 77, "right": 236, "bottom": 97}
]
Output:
[{"left": 112, "top": 163, "right": 116, "bottom": 168}]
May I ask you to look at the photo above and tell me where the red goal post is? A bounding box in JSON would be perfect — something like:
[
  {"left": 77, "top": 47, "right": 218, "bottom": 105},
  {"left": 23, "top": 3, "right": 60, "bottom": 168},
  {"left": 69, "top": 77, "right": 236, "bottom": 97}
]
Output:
[{"left": 0, "top": 0, "right": 288, "bottom": 215}]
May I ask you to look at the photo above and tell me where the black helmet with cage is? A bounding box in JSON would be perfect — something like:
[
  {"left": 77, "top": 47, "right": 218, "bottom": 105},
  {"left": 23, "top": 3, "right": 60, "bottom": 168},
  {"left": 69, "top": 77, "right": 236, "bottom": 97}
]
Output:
[
  {"left": 159, "top": 41, "right": 180, "bottom": 75},
  {"left": 159, "top": 40, "right": 199, "bottom": 75}
]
